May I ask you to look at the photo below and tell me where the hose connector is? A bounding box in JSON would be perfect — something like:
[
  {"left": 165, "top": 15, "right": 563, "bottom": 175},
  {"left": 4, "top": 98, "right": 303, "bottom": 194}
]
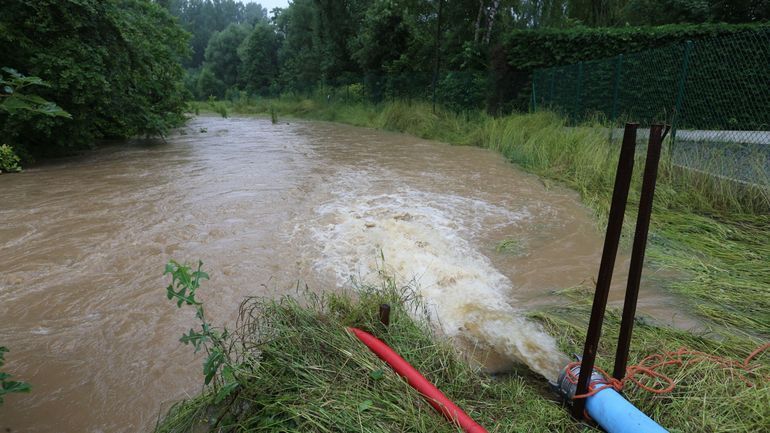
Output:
[{"left": 556, "top": 359, "right": 603, "bottom": 402}]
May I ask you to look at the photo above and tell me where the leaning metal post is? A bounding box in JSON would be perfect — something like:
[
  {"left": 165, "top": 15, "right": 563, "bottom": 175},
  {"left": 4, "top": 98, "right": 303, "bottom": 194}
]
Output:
[
  {"left": 612, "top": 124, "right": 664, "bottom": 380},
  {"left": 572, "top": 123, "right": 638, "bottom": 419}
]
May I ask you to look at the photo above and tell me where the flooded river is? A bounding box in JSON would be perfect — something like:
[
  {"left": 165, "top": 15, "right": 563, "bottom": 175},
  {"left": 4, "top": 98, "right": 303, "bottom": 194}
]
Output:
[{"left": 0, "top": 116, "right": 690, "bottom": 432}]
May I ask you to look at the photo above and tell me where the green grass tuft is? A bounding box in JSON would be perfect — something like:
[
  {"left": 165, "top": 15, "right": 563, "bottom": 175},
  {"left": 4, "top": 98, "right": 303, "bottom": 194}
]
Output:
[
  {"left": 155, "top": 283, "right": 769, "bottom": 432},
  {"left": 155, "top": 283, "right": 581, "bottom": 432},
  {"left": 495, "top": 238, "right": 526, "bottom": 256}
]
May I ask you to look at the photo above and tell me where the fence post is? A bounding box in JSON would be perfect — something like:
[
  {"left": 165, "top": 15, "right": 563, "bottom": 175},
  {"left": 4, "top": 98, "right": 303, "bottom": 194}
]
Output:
[
  {"left": 611, "top": 54, "right": 623, "bottom": 124},
  {"left": 531, "top": 77, "right": 537, "bottom": 112},
  {"left": 671, "top": 40, "right": 693, "bottom": 153},
  {"left": 573, "top": 62, "right": 584, "bottom": 123},
  {"left": 431, "top": 0, "right": 444, "bottom": 113},
  {"left": 609, "top": 54, "right": 624, "bottom": 142},
  {"left": 549, "top": 68, "right": 555, "bottom": 105}
]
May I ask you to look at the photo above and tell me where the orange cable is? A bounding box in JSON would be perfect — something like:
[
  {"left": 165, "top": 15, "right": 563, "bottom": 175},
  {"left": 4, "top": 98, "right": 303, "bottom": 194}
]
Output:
[{"left": 566, "top": 343, "right": 769, "bottom": 400}]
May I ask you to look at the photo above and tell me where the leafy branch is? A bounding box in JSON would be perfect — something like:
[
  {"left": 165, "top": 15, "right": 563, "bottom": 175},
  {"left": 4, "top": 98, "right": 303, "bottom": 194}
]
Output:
[
  {"left": 0, "top": 67, "right": 70, "bottom": 118},
  {"left": 164, "top": 260, "right": 240, "bottom": 402},
  {"left": 0, "top": 346, "right": 30, "bottom": 406}
]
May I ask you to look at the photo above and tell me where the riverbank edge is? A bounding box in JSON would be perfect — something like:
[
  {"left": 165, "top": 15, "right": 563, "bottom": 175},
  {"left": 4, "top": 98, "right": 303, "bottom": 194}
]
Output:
[
  {"left": 190, "top": 98, "right": 769, "bottom": 334},
  {"left": 154, "top": 276, "right": 768, "bottom": 432},
  {"left": 151, "top": 100, "right": 769, "bottom": 432}
]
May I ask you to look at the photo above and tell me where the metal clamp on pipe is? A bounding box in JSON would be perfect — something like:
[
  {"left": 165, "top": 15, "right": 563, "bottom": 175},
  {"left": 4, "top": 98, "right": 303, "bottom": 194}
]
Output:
[{"left": 556, "top": 362, "right": 669, "bottom": 433}]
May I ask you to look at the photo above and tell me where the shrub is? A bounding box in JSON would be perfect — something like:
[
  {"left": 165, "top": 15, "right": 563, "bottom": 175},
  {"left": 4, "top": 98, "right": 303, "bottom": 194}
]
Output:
[{"left": 0, "top": 144, "right": 21, "bottom": 173}]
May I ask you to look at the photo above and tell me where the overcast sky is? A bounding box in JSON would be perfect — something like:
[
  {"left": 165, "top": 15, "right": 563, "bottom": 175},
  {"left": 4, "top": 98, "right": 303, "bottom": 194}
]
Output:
[{"left": 244, "top": 0, "right": 289, "bottom": 12}]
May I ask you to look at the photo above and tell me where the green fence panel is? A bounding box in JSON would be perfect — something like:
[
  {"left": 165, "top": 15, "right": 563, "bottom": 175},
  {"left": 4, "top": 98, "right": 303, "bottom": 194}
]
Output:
[{"left": 531, "top": 30, "right": 770, "bottom": 184}]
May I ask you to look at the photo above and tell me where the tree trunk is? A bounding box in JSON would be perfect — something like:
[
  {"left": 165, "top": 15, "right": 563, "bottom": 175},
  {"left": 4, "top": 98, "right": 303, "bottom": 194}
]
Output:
[
  {"left": 474, "top": 0, "right": 485, "bottom": 44},
  {"left": 483, "top": 0, "right": 500, "bottom": 45}
]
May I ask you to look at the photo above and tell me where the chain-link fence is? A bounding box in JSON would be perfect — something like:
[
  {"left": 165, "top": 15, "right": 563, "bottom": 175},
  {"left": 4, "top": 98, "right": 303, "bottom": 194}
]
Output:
[
  {"left": 532, "top": 30, "right": 770, "bottom": 185},
  {"left": 272, "top": 70, "right": 489, "bottom": 113}
]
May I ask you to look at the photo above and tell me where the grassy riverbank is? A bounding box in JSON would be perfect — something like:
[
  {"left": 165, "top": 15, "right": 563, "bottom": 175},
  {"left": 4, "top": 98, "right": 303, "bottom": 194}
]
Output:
[
  {"left": 159, "top": 99, "right": 769, "bottom": 432},
  {"left": 156, "top": 282, "right": 768, "bottom": 432}
]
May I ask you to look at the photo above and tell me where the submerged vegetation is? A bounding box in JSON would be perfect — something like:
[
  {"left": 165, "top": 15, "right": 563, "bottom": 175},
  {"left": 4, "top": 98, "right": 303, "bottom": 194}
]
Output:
[{"left": 0, "top": 347, "right": 30, "bottom": 406}]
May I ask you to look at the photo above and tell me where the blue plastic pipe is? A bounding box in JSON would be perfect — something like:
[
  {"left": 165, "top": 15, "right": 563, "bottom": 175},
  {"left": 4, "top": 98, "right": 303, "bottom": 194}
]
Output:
[
  {"left": 585, "top": 388, "right": 668, "bottom": 433},
  {"left": 557, "top": 364, "right": 669, "bottom": 433}
]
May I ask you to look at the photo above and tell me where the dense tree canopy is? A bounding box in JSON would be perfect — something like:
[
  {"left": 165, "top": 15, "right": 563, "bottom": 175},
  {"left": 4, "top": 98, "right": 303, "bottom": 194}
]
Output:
[
  {"left": 166, "top": 0, "right": 267, "bottom": 67},
  {"left": 169, "top": 0, "right": 768, "bottom": 101},
  {"left": 0, "top": 0, "right": 190, "bottom": 160}
]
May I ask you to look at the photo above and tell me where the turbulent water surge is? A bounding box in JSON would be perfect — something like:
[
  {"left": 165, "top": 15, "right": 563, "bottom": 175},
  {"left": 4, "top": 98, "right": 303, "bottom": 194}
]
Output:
[{"left": 0, "top": 116, "right": 688, "bottom": 432}]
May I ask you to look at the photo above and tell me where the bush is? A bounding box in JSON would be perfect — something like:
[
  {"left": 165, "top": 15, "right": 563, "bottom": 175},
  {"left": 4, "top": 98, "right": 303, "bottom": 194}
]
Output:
[
  {"left": 0, "top": 0, "right": 190, "bottom": 159},
  {"left": 437, "top": 71, "right": 487, "bottom": 113},
  {"left": 0, "top": 144, "right": 21, "bottom": 173}
]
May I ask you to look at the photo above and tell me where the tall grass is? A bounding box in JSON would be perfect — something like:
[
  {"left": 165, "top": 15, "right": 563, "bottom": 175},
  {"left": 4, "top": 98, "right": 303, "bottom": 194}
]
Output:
[
  {"left": 156, "top": 283, "right": 580, "bottom": 433},
  {"left": 155, "top": 282, "right": 768, "bottom": 432}
]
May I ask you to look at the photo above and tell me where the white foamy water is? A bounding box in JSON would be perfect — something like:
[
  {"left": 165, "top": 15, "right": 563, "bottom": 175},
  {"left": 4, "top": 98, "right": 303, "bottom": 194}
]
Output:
[{"left": 309, "top": 172, "right": 568, "bottom": 380}]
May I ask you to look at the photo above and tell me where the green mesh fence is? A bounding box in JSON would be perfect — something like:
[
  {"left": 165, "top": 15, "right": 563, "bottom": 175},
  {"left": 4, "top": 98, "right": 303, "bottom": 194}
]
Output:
[
  {"left": 273, "top": 71, "right": 488, "bottom": 113},
  {"left": 532, "top": 30, "right": 770, "bottom": 184}
]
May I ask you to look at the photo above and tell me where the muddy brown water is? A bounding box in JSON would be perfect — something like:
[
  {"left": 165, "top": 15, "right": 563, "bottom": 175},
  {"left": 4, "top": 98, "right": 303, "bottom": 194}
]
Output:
[{"left": 0, "top": 116, "right": 695, "bottom": 432}]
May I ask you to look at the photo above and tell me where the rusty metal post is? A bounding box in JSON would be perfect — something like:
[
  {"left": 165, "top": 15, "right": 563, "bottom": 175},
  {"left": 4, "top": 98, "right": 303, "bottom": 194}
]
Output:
[
  {"left": 612, "top": 124, "right": 664, "bottom": 380},
  {"left": 379, "top": 304, "right": 391, "bottom": 327},
  {"left": 572, "top": 123, "right": 638, "bottom": 418}
]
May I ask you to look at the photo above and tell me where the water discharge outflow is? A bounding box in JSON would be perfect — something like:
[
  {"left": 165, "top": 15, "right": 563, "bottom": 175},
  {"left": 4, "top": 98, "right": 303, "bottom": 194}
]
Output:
[{"left": 310, "top": 177, "right": 568, "bottom": 380}]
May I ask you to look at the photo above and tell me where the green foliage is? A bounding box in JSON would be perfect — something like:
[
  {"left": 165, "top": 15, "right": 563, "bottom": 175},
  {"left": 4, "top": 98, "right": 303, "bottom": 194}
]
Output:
[
  {"left": 533, "top": 29, "right": 770, "bottom": 132},
  {"left": 495, "top": 238, "right": 525, "bottom": 255},
  {"left": 238, "top": 22, "right": 280, "bottom": 96},
  {"left": 0, "top": 68, "right": 69, "bottom": 167},
  {"left": 164, "top": 260, "right": 244, "bottom": 395},
  {"left": 351, "top": 2, "right": 415, "bottom": 75},
  {"left": 272, "top": 0, "right": 324, "bottom": 92},
  {"left": 178, "top": 0, "right": 769, "bottom": 107},
  {"left": 206, "top": 97, "right": 229, "bottom": 118},
  {"left": 504, "top": 23, "right": 769, "bottom": 69},
  {"left": 0, "top": 346, "right": 31, "bottom": 405},
  {"left": 167, "top": 0, "right": 267, "bottom": 68},
  {"left": 0, "top": 68, "right": 70, "bottom": 119},
  {"left": 155, "top": 278, "right": 769, "bottom": 432},
  {"left": 0, "top": 0, "right": 190, "bottom": 159},
  {"left": 496, "top": 23, "right": 770, "bottom": 111},
  {"left": 196, "top": 66, "right": 227, "bottom": 99},
  {"left": 624, "top": 0, "right": 712, "bottom": 25},
  {"left": 156, "top": 282, "right": 583, "bottom": 433},
  {"left": 0, "top": 144, "right": 22, "bottom": 173},
  {"left": 203, "top": 24, "right": 251, "bottom": 90},
  {"left": 437, "top": 71, "right": 488, "bottom": 112}
]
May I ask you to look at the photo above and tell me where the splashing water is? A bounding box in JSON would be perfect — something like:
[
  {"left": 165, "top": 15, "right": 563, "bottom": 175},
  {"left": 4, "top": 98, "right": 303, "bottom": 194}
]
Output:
[{"left": 310, "top": 177, "right": 569, "bottom": 380}]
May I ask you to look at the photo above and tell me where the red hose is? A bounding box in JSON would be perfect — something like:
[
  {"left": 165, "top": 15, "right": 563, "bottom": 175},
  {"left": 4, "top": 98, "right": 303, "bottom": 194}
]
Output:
[{"left": 348, "top": 327, "right": 489, "bottom": 433}]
